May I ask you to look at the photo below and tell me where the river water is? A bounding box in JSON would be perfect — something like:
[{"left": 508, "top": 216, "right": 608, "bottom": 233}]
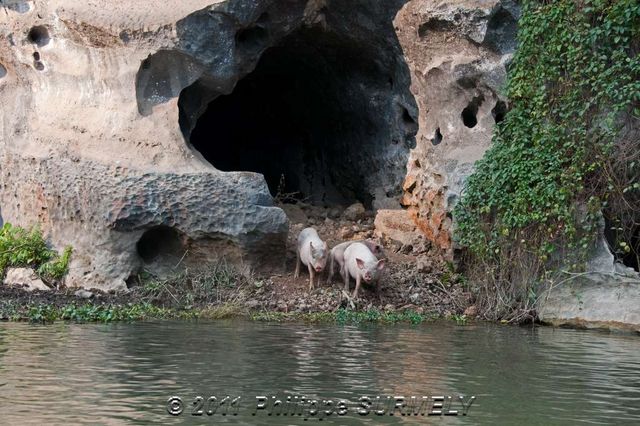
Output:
[{"left": 0, "top": 320, "right": 639, "bottom": 425}]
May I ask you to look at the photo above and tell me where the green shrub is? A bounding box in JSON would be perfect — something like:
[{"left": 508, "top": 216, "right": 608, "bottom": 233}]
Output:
[
  {"left": 38, "top": 246, "right": 73, "bottom": 280},
  {"left": 0, "top": 223, "right": 72, "bottom": 280}
]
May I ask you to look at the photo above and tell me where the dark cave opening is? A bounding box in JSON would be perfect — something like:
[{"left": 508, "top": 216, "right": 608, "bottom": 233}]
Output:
[
  {"left": 605, "top": 217, "right": 640, "bottom": 272},
  {"left": 180, "top": 25, "right": 417, "bottom": 208},
  {"left": 461, "top": 106, "right": 477, "bottom": 128},
  {"left": 432, "top": 128, "right": 443, "bottom": 146},
  {"left": 492, "top": 100, "right": 507, "bottom": 124},
  {"left": 136, "top": 226, "right": 185, "bottom": 264}
]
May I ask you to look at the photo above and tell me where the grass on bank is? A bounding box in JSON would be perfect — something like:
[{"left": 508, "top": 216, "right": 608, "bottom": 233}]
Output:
[
  {"left": 0, "top": 300, "right": 446, "bottom": 325},
  {"left": 249, "top": 308, "right": 440, "bottom": 325}
]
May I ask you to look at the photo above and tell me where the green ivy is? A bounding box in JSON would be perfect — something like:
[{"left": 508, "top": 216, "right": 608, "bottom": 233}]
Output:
[{"left": 454, "top": 0, "right": 640, "bottom": 315}]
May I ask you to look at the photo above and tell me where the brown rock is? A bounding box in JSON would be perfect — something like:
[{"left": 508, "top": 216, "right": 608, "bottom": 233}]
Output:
[
  {"left": 374, "top": 209, "right": 420, "bottom": 246},
  {"left": 416, "top": 256, "right": 433, "bottom": 273},
  {"left": 464, "top": 305, "right": 478, "bottom": 317},
  {"left": 343, "top": 203, "right": 367, "bottom": 222}
]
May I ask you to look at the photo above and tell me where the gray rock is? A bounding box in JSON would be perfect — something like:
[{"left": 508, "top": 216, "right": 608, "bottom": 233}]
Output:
[
  {"left": 587, "top": 236, "right": 616, "bottom": 274},
  {"left": 74, "top": 290, "right": 94, "bottom": 299},
  {"left": 343, "top": 203, "right": 367, "bottom": 222},
  {"left": 538, "top": 273, "right": 640, "bottom": 332},
  {"left": 4, "top": 268, "right": 50, "bottom": 291}
]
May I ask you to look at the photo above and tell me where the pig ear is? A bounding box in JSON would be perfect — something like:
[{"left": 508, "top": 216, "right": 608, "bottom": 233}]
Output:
[
  {"left": 356, "top": 258, "right": 365, "bottom": 269},
  {"left": 376, "top": 259, "right": 385, "bottom": 270}
]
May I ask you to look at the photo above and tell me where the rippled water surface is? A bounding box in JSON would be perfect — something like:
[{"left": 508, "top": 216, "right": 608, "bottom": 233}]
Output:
[{"left": 1, "top": 320, "right": 640, "bottom": 424}]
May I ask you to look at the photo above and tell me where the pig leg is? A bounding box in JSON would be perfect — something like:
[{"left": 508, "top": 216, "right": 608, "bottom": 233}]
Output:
[
  {"left": 337, "top": 259, "right": 345, "bottom": 277},
  {"left": 343, "top": 267, "right": 350, "bottom": 292},
  {"left": 307, "top": 263, "right": 315, "bottom": 290},
  {"left": 327, "top": 254, "right": 334, "bottom": 285},
  {"left": 352, "top": 275, "right": 362, "bottom": 299},
  {"left": 294, "top": 248, "right": 301, "bottom": 279}
]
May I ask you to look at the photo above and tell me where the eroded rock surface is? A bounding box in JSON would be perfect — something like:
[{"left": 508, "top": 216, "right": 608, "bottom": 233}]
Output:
[
  {"left": 0, "top": 0, "right": 301, "bottom": 290},
  {"left": 0, "top": 0, "right": 522, "bottom": 291},
  {"left": 0, "top": 0, "right": 421, "bottom": 290},
  {"left": 395, "top": 0, "right": 519, "bottom": 253}
]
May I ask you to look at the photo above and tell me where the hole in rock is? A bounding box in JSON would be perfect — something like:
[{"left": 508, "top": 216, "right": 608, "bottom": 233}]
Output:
[
  {"left": 605, "top": 218, "right": 640, "bottom": 272},
  {"left": 27, "top": 25, "right": 50, "bottom": 47},
  {"left": 462, "top": 104, "right": 478, "bottom": 128},
  {"left": 457, "top": 77, "right": 477, "bottom": 90},
  {"left": 492, "top": 100, "right": 507, "bottom": 124},
  {"left": 485, "top": 7, "right": 518, "bottom": 54},
  {"left": 125, "top": 274, "right": 139, "bottom": 289},
  {"left": 136, "top": 226, "right": 185, "bottom": 264},
  {"left": 402, "top": 107, "right": 418, "bottom": 136},
  {"left": 236, "top": 25, "right": 269, "bottom": 53},
  {"left": 33, "top": 61, "right": 44, "bottom": 71},
  {"left": 181, "top": 25, "right": 417, "bottom": 208},
  {"left": 0, "top": 64, "right": 6, "bottom": 79},
  {"left": 418, "top": 18, "right": 455, "bottom": 38},
  {"left": 432, "top": 128, "right": 443, "bottom": 146},
  {"left": 33, "top": 52, "right": 40, "bottom": 61}
]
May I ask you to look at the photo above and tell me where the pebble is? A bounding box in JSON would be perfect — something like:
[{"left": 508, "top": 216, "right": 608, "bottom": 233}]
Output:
[{"left": 74, "top": 289, "right": 94, "bottom": 299}]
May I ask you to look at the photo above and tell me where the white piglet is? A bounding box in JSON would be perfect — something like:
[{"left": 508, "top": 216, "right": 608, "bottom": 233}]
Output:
[
  {"left": 295, "top": 227, "right": 329, "bottom": 290},
  {"left": 327, "top": 240, "right": 385, "bottom": 284},
  {"left": 342, "top": 242, "right": 385, "bottom": 299}
]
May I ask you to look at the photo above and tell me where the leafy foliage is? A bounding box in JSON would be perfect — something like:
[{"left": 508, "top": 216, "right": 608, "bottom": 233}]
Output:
[
  {"left": 0, "top": 223, "right": 72, "bottom": 280},
  {"left": 25, "top": 303, "right": 176, "bottom": 324},
  {"left": 38, "top": 246, "right": 73, "bottom": 281},
  {"left": 250, "top": 308, "right": 434, "bottom": 324},
  {"left": 454, "top": 0, "right": 640, "bottom": 319}
]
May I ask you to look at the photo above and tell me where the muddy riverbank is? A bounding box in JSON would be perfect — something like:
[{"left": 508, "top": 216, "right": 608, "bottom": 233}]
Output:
[{"left": 0, "top": 203, "right": 476, "bottom": 323}]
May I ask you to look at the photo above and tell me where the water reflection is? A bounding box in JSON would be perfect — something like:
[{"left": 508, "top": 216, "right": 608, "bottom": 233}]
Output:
[{"left": 0, "top": 321, "right": 639, "bottom": 424}]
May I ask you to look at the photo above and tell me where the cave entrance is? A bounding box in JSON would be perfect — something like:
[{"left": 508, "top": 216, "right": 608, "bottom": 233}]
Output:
[
  {"left": 180, "top": 25, "right": 417, "bottom": 208},
  {"left": 604, "top": 217, "right": 640, "bottom": 272}
]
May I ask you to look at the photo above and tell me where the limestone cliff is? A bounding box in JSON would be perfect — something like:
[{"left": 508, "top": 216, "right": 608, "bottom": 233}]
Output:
[{"left": 0, "top": 0, "right": 514, "bottom": 290}]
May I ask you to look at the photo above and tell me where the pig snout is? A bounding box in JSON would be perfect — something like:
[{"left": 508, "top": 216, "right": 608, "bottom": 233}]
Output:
[{"left": 315, "top": 265, "right": 324, "bottom": 272}]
